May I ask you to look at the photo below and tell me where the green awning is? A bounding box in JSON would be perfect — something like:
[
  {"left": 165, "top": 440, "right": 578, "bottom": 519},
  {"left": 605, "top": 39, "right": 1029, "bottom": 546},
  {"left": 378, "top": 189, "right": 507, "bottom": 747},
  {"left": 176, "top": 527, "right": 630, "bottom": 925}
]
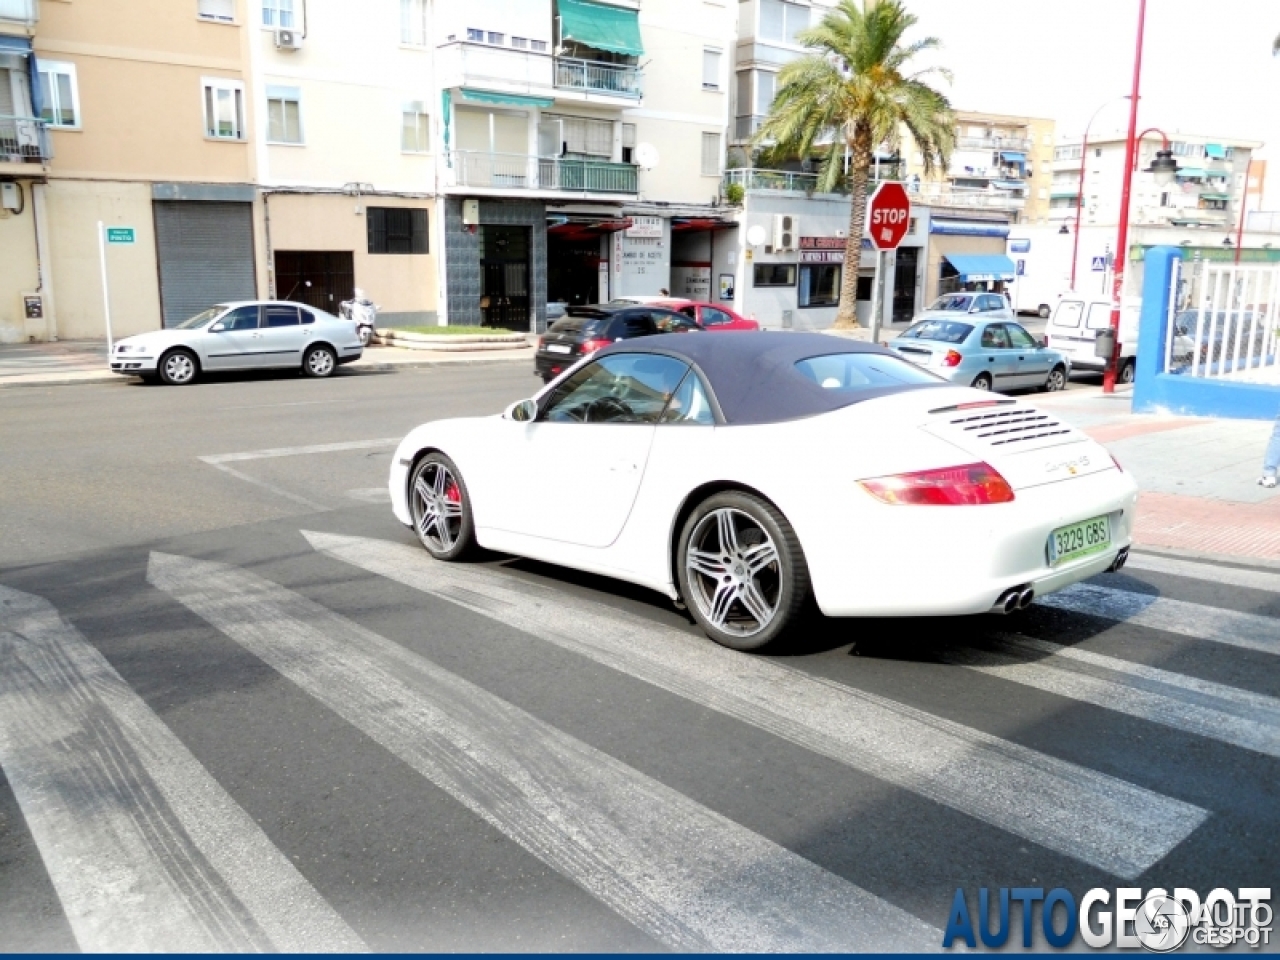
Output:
[
  {"left": 1049, "top": 188, "right": 1079, "bottom": 199},
  {"left": 459, "top": 88, "right": 554, "bottom": 108},
  {"left": 1200, "top": 192, "right": 1230, "bottom": 200},
  {"left": 1204, "top": 143, "right": 1226, "bottom": 159},
  {"left": 1175, "top": 167, "right": 1206, "bottom": 179},
  {"left": 557, "top": 0, "right": 644, "bottom": 57}
]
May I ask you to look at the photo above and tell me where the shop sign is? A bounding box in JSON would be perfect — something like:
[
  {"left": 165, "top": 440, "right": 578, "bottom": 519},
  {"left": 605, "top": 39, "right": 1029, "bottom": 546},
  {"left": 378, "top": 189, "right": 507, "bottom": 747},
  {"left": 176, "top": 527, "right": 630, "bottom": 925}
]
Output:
[
  {"left": 626, "top": 216, "right": 664, "bottom": 239},
  {"left": 799, "top": 236, "right": 846, "bottom": 264}
]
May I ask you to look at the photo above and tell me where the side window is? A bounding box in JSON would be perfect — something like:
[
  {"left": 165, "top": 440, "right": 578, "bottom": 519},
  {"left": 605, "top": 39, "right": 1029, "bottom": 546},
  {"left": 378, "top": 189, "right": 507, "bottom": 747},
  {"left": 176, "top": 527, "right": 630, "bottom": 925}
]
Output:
[
  {"left": 654, "top": 311, "right": 698, "bottom": 333},
  {"left": 264, "top": 305, "right": 302, "bottom": 327},
  {"left": 1054, "top": 301, "right": 1084, "bottom": 328},
  {"left": 542, "top": 354, "right": 691, "bottom": 424},
  {"left": 621, "top": 313, "right": 656, "bottom": 338},
  {"left": 300, "top": 309, "right": 315, "bottom": 325},
  {"left": 1086, "top": 302, "right": 1112, "bottom": 330},
  {"left": 662, "top": 371, "right": 716, "bottom": 425},
  {"left": 980, "top": 324, "right": 1012, "bottom": 349},
  {"left": 678, "top": 306, "right": 698, "bottom": 320},
  {"left": 701, "top": 307, "right": 732, "bottom": 326},
  {"left": 220, "top": 306, "right": 260, "bottom": 331},
  {"left": 1006, "top": 324, "right": 1037, "bottom": 349},
  {"left": 980, "top": 295, "right": 1000, "bottom": 312}
]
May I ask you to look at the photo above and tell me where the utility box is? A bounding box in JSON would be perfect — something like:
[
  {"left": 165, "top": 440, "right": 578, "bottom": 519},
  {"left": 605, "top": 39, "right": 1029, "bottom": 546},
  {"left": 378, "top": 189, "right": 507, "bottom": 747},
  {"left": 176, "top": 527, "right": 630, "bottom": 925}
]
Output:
[
  {"left": 21, "top": 293, "right": 46, "bottom": 341},
  {"left": 462, "top": 198, "right": 480, "bottom": 226},
  {"left": 1094, "top": 329, "right": 1116, "bottom": 360}
]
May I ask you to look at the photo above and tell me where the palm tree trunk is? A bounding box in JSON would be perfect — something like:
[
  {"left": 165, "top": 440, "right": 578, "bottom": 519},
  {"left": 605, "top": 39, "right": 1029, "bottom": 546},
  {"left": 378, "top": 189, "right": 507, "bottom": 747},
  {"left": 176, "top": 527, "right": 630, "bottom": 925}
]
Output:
[{"left": 834, "top": 133, "right": 874, "bottom": 329}]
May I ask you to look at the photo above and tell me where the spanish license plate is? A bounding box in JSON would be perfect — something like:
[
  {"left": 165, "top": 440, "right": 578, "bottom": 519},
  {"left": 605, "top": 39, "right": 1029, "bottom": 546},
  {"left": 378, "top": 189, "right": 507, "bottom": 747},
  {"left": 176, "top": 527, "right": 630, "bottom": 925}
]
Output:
[
  {"left": 547, "top": 344, "right": 571, "bottom": 354},
  {"left": 1047, "top": 515, "right": 1111, "bottom": 567}
]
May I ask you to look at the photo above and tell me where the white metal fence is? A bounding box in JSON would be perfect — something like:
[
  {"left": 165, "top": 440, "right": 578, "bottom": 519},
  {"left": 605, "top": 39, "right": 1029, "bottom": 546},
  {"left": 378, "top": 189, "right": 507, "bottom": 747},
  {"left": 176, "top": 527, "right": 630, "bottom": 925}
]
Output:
[{"left": 1166, "top": 261, "right": 1280, "bottom": 383}]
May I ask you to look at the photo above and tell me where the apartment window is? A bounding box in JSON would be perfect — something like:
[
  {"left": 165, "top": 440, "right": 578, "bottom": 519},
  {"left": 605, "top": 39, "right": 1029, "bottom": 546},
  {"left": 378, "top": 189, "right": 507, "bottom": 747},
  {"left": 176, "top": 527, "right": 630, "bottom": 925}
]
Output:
[
  {"left": 754, "top": 263, "right": 796, "bottom": 287},
  {"left": 368, "top": 207, "right": 429, "bottom": 255},
  {"left": 262, "top": 0, "right": 294, "bottom": 28},
  {"left": 487, "top": 31, "right": 504, "bottom": 45},
  {"left": 203, "top": 78, "right": 246, "bottom": 140},
  {"left": 701, "top": 131, "right": 722, "bottom": 176},
  {"left": 759, "top": 0, "right": 809, "bottom": 45},
  {"left": 530, "top": 39, "right": 548, "bottom": 52},
  {"left": 621, "top": 122, "right": 636, "bottom": 163},
  {"left": 755, "top": 70, "right": 776, "bottom": 114},
  {"left": 798, "top": 264, "right": 840, "bottom": 308},
  {"left": 559, "top": 116, "right": 613, "bottom": 158},
  {"left": 400, "top": 0, "right": 426, "bottom": 45},
  {"left": 466, "top": 28, "right": 484, "bottom": 41},
  {"left": 512, "top": 37, "right": 529, "bottom": 49},
  {"left": 36, "top": 61, "right": 80, "bottom": 128},
  {"left": 197, "top": 0, "right": 235, "bottom": 23},
  {"left": 402, "top": 101, "right": 429, "bottom": 153},
  {"left": 266, "top": 86, "right": 302, "bottom": 144},
  {"left": 702, "top": 48, "right": 722, "bottom": 90}
]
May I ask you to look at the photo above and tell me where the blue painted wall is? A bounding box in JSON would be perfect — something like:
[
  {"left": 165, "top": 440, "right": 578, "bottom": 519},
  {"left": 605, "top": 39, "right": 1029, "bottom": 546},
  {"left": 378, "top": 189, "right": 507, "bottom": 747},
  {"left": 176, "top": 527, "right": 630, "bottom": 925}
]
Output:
[{"left": 1132, "top": 246, "right": 1280, "bottom": 421}]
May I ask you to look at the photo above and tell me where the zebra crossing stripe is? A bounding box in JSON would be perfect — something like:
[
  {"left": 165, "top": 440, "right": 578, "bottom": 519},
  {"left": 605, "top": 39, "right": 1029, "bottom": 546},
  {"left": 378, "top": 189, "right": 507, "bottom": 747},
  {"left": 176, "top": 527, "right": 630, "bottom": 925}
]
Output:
[
  {"left": 301, "top": 530, "right": 1208, "bottom": 880},
  {"left": 1038, "top": 583, "right": 1280, "bottom": 656},
  {"left": 147, "top": 551, "right": 941, "bottom": 953},
  {"left": 0, "top": 585, "right": 367, "bottom": 953},
  {"left": 1124, "top": 552, "right": 1280, "bottom": 594},
  {"left": 949, "top": 634, "right": 1280, "bottom": 759}
]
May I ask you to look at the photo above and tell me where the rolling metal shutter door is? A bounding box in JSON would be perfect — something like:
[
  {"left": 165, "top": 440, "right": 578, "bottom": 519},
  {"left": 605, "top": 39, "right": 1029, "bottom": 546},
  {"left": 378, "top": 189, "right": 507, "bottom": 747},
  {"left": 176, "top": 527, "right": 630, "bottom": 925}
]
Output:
[{"left": 154, "top": 201, "right": 256, "bottom": 327}]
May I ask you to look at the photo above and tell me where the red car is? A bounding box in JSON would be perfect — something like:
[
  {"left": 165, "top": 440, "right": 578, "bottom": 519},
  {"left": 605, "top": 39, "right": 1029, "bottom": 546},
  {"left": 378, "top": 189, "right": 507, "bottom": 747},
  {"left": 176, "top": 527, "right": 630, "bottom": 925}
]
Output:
[{"left": 653, "top": 300, "right": 759, "bottom": 331}]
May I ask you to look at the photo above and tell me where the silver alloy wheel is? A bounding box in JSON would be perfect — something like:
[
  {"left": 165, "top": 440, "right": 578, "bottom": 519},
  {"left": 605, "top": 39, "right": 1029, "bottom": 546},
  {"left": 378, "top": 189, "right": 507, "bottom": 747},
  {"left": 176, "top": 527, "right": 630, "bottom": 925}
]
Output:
[
  {"left": 306, "top": 347, "right": 335, "bottom": 377},
  {"left": 1046, "top": 367, "right": 1066, "bottom": 391},
  {"left": 163, "top": 351, "right": 195, "bottom": 384},
  {"left": 412, "top": 461, "right": 464, "bottom": 553},
  {"left": 1119, "top": 360, "right": 1135, "bottom": 384},
  {"left": 685, "top": 507, "right": 782, "bottom": 639},
  {"left": 972, "top": 374, "right": 992, "bottom": 391}
]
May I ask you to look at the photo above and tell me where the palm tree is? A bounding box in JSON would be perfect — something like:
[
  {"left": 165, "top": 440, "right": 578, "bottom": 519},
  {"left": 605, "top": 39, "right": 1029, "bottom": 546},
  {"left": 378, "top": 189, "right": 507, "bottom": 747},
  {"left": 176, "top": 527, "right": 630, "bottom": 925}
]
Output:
[{"left": 756, "top": 0, "right": 953, "bottom": 328}]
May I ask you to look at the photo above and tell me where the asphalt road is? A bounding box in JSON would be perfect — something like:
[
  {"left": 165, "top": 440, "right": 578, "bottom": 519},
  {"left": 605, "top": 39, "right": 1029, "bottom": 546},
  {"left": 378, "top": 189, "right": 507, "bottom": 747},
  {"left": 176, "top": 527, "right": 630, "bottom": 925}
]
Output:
[{"left": 1, "top": 363, "right": 1277, "bottom": 952}]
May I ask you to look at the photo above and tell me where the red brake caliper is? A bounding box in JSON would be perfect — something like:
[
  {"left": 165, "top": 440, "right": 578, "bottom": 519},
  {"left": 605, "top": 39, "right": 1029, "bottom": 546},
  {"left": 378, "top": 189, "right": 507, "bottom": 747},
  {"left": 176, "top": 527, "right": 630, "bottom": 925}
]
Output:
[{"left": 445, "top": 483, "right": 461, "bottom": 503}]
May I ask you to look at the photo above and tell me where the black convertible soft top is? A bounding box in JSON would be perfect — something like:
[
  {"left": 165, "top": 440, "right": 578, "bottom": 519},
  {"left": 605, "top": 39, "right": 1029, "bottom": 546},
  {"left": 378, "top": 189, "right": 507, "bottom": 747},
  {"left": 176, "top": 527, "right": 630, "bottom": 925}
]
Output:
[{"left": 596, "top": 331, "right": 946, "bottom": 425}]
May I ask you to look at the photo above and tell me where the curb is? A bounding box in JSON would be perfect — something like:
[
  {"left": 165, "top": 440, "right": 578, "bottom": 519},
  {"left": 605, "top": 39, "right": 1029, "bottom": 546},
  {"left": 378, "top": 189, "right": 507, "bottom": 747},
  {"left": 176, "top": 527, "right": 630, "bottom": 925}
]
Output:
[{"left": 1129, "top": 544, "right": 1280, "bottom": 572}]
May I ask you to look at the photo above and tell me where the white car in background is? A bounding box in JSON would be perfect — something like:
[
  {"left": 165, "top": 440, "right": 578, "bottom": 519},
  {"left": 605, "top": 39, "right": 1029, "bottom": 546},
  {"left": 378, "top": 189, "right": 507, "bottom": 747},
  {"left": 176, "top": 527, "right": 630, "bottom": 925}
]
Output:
[
  {"left": 389, "top": 332, "right": 1137, "bottom": 652},
  {"left": 109, "top": 301, "right": 365, "bottom": 385},
  {"left": 910, "top": 292, "right": 1015, "bottom": 326}
]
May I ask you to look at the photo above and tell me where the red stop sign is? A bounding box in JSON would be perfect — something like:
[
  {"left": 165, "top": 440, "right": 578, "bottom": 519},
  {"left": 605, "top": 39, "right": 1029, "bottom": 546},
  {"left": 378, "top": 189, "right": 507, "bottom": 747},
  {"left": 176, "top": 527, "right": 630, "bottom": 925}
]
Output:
[{"left": 867, "top": 181, "right": 911, "bottom": 251}]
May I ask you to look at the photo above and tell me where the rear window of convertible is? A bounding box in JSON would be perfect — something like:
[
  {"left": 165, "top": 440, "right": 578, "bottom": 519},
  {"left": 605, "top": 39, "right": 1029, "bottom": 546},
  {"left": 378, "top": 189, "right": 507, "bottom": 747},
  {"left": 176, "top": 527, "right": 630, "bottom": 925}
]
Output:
[{"left": 795, "top": 353, "right": 942, "bottom": 392}]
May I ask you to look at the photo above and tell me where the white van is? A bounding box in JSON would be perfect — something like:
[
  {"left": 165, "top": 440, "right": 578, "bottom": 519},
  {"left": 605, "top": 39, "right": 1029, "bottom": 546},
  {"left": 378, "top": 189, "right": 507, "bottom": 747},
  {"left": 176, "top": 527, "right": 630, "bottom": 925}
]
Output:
[{"left": 1044, "top": 295, "right": 1141, "bottom": 383}]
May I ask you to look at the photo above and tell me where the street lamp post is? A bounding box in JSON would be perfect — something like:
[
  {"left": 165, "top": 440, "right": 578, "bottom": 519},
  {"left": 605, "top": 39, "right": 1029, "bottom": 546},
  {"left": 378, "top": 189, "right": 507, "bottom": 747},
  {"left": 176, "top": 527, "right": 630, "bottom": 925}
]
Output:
[{"left": 1069, "top": 97, "right": 1128, "bottom": 291}]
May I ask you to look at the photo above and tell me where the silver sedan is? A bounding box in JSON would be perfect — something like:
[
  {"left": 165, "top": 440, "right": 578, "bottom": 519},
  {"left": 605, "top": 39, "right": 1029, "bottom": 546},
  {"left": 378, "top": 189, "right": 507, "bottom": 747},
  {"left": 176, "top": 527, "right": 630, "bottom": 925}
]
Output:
[{"left": 109, "top": 301, "right": 365, "bottom": 385}]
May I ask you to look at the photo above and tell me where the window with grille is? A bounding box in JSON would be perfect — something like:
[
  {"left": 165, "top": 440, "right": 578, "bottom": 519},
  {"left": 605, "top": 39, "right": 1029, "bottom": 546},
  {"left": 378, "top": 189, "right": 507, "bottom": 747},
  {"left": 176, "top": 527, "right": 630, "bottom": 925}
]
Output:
[
  {"left": 368, "top": 207, "right": 429, "bottom": 255},
  {"left": 402, "top": 102, "right": 429, "bottom": 153},
  {"left": 400, "top": 0, "right": 426, "bottom": 45},
  {"left": 266, "top": 86, "right": 302, "bottom": 144},
  {"left": 701, "top": 132, "right": 721, "bottom": 176}
]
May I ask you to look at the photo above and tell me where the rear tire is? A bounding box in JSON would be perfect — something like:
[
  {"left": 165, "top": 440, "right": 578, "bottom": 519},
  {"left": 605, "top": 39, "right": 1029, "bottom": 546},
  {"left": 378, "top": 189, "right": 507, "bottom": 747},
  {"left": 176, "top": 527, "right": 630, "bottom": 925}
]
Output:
[
  {"left": 302, "top": 344, "right": 337, "bottom": 378},
  {"left": 1044, "top": 365, "right": 1067, "bottom": 392},
  {"left": 1118, "top": 358, "right": 1135, "bottom": 385},
  {"left": 1038, "top": 304, "right": 1051, "bottom": 319},
  {"left": 408, "top": 453, "right": 476, "bottom": 561},
  {"left": 676, "top": 491, "right": 811, "bottom": 652},
  {"left": 971, "top": 372, "right": 993, "bottom": 391},
  {"left": 158, "top": 349, "right": 198, "bottom": 386}
]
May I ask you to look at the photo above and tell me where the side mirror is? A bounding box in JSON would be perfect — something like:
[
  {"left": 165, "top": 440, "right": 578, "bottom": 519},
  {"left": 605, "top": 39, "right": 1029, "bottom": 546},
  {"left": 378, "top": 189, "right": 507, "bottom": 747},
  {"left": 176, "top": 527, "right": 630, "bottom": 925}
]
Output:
[
  {"left": 1039, "top": 337, "right": 1048, "bottom": 348},
  {"left": 506, "top": 399, "right": 538, "bottom": 422},
  {"left": 209, "top": 321, "right": 226, "bottom": 333}
]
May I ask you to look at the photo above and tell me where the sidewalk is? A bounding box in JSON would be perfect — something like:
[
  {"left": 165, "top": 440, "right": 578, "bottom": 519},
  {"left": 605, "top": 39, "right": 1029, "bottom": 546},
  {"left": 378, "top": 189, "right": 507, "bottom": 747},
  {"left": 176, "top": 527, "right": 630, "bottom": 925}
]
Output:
[{"left": 0, "top": 339, "right": 534, "bottom": 388}]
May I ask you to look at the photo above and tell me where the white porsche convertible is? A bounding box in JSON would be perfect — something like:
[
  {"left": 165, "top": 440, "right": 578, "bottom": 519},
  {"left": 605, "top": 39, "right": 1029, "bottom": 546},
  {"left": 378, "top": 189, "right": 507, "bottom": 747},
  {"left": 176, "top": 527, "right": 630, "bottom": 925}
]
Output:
[{"left": 389, "top": 333, "right": 1137, "bottom": 650}]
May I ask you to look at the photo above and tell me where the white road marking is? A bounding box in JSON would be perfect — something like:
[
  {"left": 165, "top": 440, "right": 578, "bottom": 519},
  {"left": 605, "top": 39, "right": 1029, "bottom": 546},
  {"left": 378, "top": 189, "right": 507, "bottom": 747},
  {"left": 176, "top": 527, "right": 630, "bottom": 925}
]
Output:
[
  {"left": 202, "top": 460, "right": 330, "bottom": 511},
  {"left": 1038, "top": 583, "right": 1280, "bottom": 656},
  {"left": 303, "top": 531, "right": 1208, "bottom": 880},
  {"left": 1124, "top": 552, "right": 1280, "bottom": 594},
  {"left": 0, "top": 585, "right": 366, "bottom": 954},
  {"left": 148, "top": 551, "right": 941, "bottom": 954},
  {"left": 949, "top": 634, "right": 1280, "bottom": 759},
  {"left": 200, "top": 438, "right": 401, "bottom": 464}
]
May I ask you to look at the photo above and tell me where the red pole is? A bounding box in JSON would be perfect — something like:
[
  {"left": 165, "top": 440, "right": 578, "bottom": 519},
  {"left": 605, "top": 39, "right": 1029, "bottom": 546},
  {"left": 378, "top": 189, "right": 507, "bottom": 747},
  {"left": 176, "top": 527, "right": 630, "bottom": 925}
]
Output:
[
  {"left": 1234, "top": 159, "right": 1252, "bottom": 265},
  {"left": 1103, "top": 0, "right": 1148, "bottom": 394}
]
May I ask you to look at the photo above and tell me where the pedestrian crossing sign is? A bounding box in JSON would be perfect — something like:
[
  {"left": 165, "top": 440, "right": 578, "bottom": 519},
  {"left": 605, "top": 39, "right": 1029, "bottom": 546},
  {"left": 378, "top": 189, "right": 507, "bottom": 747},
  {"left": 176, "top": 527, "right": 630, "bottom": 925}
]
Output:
[{"left": 1091, "top": 256, "right": 1107, "bottom": 271}]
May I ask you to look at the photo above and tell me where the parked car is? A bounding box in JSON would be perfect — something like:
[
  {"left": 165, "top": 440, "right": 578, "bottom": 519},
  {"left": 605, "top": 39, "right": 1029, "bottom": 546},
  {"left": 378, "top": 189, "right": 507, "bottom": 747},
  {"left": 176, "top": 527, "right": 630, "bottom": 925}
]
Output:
[
  {"left": 109, "top": 301, "right": 364, "bottom": 385},
  {"left": 390, "top": 332, "right": 1136, "bottom": 651},
  {"left": 653, "top": 300, "right": 760, "bottom": 331},
  {"left": 909, "top": 292, "right": 1014, "bottom": 326},
  {"left": 535, "top": 304, "right": 701, "bottom": 383},
  {"left": 1043, "top": 295, "right": 1141, "bottom": 383},
  {"left": 892, "top": 317, "right": 1071, "bottom": 392}
]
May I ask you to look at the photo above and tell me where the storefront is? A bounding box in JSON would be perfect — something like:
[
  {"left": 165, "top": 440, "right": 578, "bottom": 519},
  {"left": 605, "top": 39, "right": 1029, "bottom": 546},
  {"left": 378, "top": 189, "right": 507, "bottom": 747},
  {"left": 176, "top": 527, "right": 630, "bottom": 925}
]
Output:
[{"left": 922, "top": 215, "right": 1013, "bottom": 304}]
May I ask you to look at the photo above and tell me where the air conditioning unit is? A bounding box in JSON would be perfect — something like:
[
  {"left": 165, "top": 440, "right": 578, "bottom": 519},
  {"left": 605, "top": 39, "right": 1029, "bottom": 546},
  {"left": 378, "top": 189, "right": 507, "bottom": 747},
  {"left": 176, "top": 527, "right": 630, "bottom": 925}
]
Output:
[
  {"left": 772, "top": 214, "right": 795, "bottom": 251},
  {"left": 275, "top": 28, "right": 303, "bottom": 50}
]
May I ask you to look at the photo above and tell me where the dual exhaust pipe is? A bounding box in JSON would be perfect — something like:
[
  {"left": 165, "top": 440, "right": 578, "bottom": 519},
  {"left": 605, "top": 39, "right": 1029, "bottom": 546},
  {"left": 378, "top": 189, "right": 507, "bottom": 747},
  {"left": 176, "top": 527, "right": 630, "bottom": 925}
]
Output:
[{"left": 990, "top": 585, "right": 1036, "bottom": 615}]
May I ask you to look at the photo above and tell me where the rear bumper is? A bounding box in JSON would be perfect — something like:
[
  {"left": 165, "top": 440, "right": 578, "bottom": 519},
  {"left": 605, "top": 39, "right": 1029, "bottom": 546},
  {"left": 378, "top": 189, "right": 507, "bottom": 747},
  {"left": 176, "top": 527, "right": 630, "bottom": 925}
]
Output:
[
  {"left": 803, "top": 467, "right": 1139, "bottom": 617},
  {"left": 535, "top": 353, "right": 576, "bottom": 378}
]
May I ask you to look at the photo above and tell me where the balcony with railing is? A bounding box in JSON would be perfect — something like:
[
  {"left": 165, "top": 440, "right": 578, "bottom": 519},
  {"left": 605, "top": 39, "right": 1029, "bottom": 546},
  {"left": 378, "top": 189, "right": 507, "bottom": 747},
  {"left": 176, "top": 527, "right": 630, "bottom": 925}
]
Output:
[
  {"left": 554, "top": 57, "right": 641, "bottom": 99},
  {"left": 955, "top": 135, "right": 1033, "bottom": 153},
  {"left": 0, "top": 0, "right": 37, "bottom": 24},
  {"left": 723, "top": 165, "right": 902, "bottom": 196},
  {"left": 0, "top": 115, "right": 51, "bottom": 166},
  {"left": 447, "top": 150, "right": 638, "bottom": 194},
  {"left": 913, "top": 183, "right": 1027, "bottom": 212}
]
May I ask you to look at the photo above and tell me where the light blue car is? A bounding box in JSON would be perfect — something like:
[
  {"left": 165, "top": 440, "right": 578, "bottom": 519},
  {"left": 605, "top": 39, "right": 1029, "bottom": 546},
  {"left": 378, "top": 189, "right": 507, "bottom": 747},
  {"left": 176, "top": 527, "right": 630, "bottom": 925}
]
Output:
[{"left": 891, "top": 317, "right": 1071, "bottom": 393}]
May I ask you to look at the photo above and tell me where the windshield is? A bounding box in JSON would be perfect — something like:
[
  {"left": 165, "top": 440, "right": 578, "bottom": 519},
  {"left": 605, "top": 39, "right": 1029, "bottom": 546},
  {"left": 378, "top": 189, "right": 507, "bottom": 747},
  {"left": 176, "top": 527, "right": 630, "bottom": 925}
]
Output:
[
  {"left": 900, "top": 319, "right": 973, "bottom": 344},
  {"left": 926, "top": 294, "right": 974, "bottom": 313},
  {"left": 172, "top": 307, "right": 224, "bottom": 330}
]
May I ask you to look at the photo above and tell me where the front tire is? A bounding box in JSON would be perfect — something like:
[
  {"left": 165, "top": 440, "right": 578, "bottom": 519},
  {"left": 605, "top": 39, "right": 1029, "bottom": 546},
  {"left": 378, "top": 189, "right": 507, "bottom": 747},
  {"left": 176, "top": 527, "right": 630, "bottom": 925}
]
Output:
[
  {"left": 408, "top": 453, "right": 476, "bottom": 560},
  {"left": 158, "top": 349, "right": 198, "bottom": 386},
  {"left": 971, "top": 372, "right": 993, "bottom": 391},
  {"left": 302, "top": 344, "right": 337, "bottom": 378},
  {"left": 1038, "top": 304, "right": 1051, "bottom": 319},
  {"left": 1118, "top": 358, "right": 1135, "bottom": 385},
  {"left": 1044, "top": 365, "right": 1067, "bottom": 392},
  {"left": 676, "top": 491, "right": 811, "bottom": 651}
]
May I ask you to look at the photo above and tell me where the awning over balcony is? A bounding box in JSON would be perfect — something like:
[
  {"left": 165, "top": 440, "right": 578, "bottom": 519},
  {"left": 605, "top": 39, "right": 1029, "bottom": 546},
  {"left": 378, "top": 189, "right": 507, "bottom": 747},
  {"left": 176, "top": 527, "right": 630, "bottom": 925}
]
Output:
[
  {"left": 1050, "top": 188, "right": 1079, "bottom": 199},
  {"left": 929, "top": 219, "right": 1011, "bottom": 238},
  {"left": 1176, "top": 168, "right": 1206, "bottom": 179},
  {"left": 1200, "top": 193, "right": 1230, "bottom": 201},
  {"left": 992, "top": 180, "right": 1025, "bottom": 191},
  {"left": 999, "top": 151, "right": 1026, "bottom": 163},
  {"left": 1204, "top": 143, "right": 1226, "bottom": 159},
  {"left": 942, "top": 253, "right": 1017, "bottom": 282},
  {"left": 557, "top": 0, "right": 645, "bottom": 57},
  {"left": 0, "top": 35, "right": 42, "bottom": 120},
  {"left": 0, "top": 36, "right": 33, "bottom": 54},
  {"left": 460, "top": 88, "right": 554, "bottom": 109}
]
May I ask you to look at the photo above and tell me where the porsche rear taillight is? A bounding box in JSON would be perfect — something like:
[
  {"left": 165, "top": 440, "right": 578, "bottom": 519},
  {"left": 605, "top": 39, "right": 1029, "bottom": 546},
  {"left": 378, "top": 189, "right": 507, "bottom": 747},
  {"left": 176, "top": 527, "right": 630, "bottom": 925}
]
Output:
[
  {"left": 581, "top": 338, "right": 611, "bottom": 354},
  {"left": 942, "top": 350, "right": 963, "bottom": 368},
  {"left": 859, "top": 462, "right": 1015, "bottom": 506}
]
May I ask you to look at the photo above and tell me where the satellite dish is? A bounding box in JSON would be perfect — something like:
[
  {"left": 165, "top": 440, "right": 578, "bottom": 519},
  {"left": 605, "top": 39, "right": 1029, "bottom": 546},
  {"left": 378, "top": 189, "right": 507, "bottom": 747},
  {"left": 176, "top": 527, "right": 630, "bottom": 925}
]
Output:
[
  {"left": 635, "top": 143, "right": 660, "bottom": 170},
  {"left": 746, "top": 224, "right": 768, "bottom": 246}
]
